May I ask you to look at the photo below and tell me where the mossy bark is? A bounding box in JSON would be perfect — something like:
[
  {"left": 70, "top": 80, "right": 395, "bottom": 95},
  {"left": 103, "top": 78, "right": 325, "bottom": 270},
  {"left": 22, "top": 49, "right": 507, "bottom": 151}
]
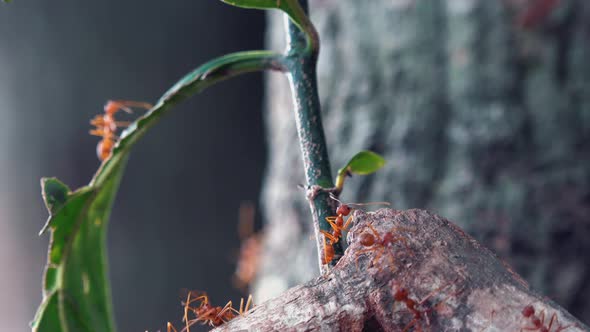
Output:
[{"left": 257, "top": 0, "right": 590, "bottom": 324}]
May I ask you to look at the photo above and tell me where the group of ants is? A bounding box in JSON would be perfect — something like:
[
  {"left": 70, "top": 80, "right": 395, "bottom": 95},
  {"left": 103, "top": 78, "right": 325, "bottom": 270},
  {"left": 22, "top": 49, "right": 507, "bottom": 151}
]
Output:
[{"left": 91, "top": 101, "right": 573, "bottom": 332}]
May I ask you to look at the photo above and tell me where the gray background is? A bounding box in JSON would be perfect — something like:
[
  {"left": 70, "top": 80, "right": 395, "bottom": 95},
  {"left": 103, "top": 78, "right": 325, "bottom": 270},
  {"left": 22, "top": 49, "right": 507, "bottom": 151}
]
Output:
[{"left": 0, "top": 1, "right": 265, "bottom": 331}]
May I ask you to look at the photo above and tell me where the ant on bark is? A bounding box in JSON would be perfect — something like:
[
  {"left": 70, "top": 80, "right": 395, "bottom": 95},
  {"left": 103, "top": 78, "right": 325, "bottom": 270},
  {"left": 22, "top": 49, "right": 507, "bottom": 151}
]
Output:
[
  {"left": 355, "top": 223, "right": 412, "bottom": 270},
  {"left": 520, "top": 304, "right": 572, "bottom": 332},
  {"left": 322, "top": 194, "right": 390, "bottom": 244},
  {"left": 321, "top": 235, "right": 336, "bottom": 265},
  {"left": 391, "top": 280, "right": 460, "bottom": 332},
  {"left": 166, "top": 290, "right": 252, "bottom": 331},
  {"left": 321, "top": 194, "right": 389, "bottom": 265},
  {"left": 89, "top": 100, "right": 152, "bottom": 161}
]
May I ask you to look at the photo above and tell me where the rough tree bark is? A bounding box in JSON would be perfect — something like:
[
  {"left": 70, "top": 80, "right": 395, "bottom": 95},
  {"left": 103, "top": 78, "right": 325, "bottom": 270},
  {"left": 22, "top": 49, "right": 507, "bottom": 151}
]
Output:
[
  {"left": 256, "top": 0, "right": 590, "bottom": 325},
  {"left": 221, "top": 209, "right": 589, "bottom": 331}
]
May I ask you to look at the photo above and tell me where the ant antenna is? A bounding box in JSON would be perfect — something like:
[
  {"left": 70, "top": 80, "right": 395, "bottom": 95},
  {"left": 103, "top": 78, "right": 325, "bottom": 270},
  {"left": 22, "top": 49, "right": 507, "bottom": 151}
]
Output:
[
  {"left": 348, "top": 201, "right": 391, "bottom": 208},
  {"left": 329, "top": 193, "right": 390, "bottom": 208},
  {"left": 329, "top": 193, "right": 342, "bottom": 204}
]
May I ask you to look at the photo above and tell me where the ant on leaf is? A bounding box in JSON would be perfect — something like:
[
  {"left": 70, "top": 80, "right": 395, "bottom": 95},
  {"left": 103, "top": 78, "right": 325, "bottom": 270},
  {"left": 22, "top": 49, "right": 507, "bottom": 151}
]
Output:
[{"left": 89, "top": 100, "right": 152, "bottom": 161}]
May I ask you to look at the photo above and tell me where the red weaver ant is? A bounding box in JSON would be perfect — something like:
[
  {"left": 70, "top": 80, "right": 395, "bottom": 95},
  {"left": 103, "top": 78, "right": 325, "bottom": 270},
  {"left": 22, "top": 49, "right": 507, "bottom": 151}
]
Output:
[
  {"left": 520, "top": 305, "right": 572, "bottom": 332},
  {"left": 320, "top": 195, "right": 389, "bottom": 265},
  {"left": 89, "top": 100, "right": 152, "bottom": 161},
  {"left": 392, "top": 280, "right": 460, "bottom": 332},
  {"left": 178, "top": 290, "right": 253, "bottom": 331},
  {"left": 355, "top": 223, "right": 412, "bottom": 270},
  {"left": 321, "top": 235, "right": 336, "bottom": 265}
]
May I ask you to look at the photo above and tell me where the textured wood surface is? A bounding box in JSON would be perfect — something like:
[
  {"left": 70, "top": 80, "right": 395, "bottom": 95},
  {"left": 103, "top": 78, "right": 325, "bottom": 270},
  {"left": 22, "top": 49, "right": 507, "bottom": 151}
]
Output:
[
  {"left": 257, "top": 0, "right": 590, "bottom": 324},
  {"left": 220, "top": 209, "right": 589, "bottom": 331}
]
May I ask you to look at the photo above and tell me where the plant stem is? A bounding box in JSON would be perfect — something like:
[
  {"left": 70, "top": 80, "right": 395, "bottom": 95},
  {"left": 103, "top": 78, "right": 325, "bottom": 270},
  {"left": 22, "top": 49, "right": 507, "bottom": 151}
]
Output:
[{"left": 284, "top": 0, "right": 341, "bottom": 272}]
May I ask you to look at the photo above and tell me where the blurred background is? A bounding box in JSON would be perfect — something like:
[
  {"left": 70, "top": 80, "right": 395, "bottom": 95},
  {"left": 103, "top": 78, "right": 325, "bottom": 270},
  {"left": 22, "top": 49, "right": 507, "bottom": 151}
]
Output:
[
  {"left": 0, "top": 1, "right": 266, "bottom": 331},
  {"left": 1, "top": 0, "right": 589, "bottom": 331}
]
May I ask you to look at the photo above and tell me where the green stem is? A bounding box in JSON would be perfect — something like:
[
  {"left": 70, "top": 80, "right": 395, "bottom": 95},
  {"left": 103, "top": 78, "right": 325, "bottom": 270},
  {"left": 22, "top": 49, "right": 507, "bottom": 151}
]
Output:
[
  {"left": 282, "top": 0, "right": 319, "bottom": 55},
  {"left": 284, "top": 0, "right": 341, "bottom": 271}
]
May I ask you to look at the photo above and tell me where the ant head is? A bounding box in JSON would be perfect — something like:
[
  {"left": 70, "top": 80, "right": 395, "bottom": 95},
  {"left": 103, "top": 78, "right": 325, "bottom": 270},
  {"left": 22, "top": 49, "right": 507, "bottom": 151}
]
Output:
[
  {"left": 522, "top": 305, "right": 535, "bottom": 318},
  {"left": 336, "top": 204, "right": 351, "bottom": 216}
]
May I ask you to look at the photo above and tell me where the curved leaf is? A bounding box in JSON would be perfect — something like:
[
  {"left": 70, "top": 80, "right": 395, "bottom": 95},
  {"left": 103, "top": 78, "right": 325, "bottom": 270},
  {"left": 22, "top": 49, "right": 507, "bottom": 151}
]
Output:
[
  {"left": 334, "top": 151, "right": 386, "bottom": 194},
  {"left": 220, "top": 0, "right": 279, "bottom": 10},
  {"left": 32, "top": 161, "right": 125, "bottom": 332},
  {"left": 341, "top": 150, "right": 386, "bottom": 175},
  {"left": 219, "top": 0, "right": 318, "bottom": 53},
  {"left": 33, "top": 50, "right": 285, "bottom": 332}
]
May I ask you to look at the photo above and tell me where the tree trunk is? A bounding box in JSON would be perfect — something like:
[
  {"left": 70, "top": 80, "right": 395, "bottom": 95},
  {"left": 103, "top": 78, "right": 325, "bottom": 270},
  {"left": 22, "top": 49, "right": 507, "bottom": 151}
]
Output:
[
  {"left": 256, "top": 0, "right": 590, "bottom": 325},
  {"left": 221, "top": 209, "right": 589, "bottom": 331}
]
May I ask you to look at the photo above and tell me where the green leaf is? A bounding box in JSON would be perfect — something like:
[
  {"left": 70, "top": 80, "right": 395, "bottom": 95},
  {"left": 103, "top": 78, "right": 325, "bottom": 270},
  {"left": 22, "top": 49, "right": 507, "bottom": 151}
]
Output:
[
  {"left": 32, "top": 162, "right": 126, "bottom": 332},
  {"left": 33, "top": 50, "right": 284, "bottom": 332},
  {"left": 341, "top": 150, "right": 386, "bottom": 175},
  {"left": 334, "top": 151, "right": 386, "bottom": 193},
  {"left": 219, "top": 0, "right": 280, "bottom": 10},
  {"left": 219, "top": 0, "right": 318, "bottom": 53}
]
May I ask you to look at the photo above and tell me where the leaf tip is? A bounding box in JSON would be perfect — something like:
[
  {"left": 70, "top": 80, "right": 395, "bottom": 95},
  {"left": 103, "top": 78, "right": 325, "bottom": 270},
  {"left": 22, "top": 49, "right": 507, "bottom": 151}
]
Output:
[{"left": 41, "top": 177, "right": 70, "bottom": 215}]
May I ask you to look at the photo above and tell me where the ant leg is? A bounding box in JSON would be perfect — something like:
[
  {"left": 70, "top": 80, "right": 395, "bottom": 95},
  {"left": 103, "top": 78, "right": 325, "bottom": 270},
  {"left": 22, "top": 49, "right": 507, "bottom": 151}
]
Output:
[
  {"left": 419, "top": 280, "right": 456, "bottom": 306},
  {"left": 180, "top": 317, "right": 199, "bottom": 332},
  {"left": 370, "top": 248, "right": 390, "bottom": 271},
  {"left": 402, "top": 318, "right": 418, "bottom": 332},
  {"left": 539, "top": 310, "right": 546, "bottom": 327},
  {"left": 547, "top": 312, "right": 557, "bottom": 331},
  {"left": 241, "top": 294, "right": 253, "bottom": 314},
  {"left": 89, "top": 129, "right": 107, "bottom": 136},
  {"left": 325, "top": 217, "right": 340, "bottom": 233},
  {"left": 367, "top": 224, "right": 383, "bottom": 243},
  {"left": 186, "top": 294, "right": 208, "bottom": 307},
  {"left": 341, "top": 215, "right": 354, "bottom": 232},
  {"left": 320, "top": 230, "right": 339, "bottom": 243},
  {"left": 182, "top": 293, "right": 208, "bottom": 332},
  {"left": 217, "top": 301, "right": 240, "bottom": 321},
  {"left": 90, "top": 116, "right": 105, "bottom": 126},
  {"left": 116, "top": 100, "right": 153, "bottom": 110},
  {"left": 167, "top": 322, "right": 178, "bottom": 332},
  {"left": 107, "top": 100, "right": 153, "bottom": 114}
]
